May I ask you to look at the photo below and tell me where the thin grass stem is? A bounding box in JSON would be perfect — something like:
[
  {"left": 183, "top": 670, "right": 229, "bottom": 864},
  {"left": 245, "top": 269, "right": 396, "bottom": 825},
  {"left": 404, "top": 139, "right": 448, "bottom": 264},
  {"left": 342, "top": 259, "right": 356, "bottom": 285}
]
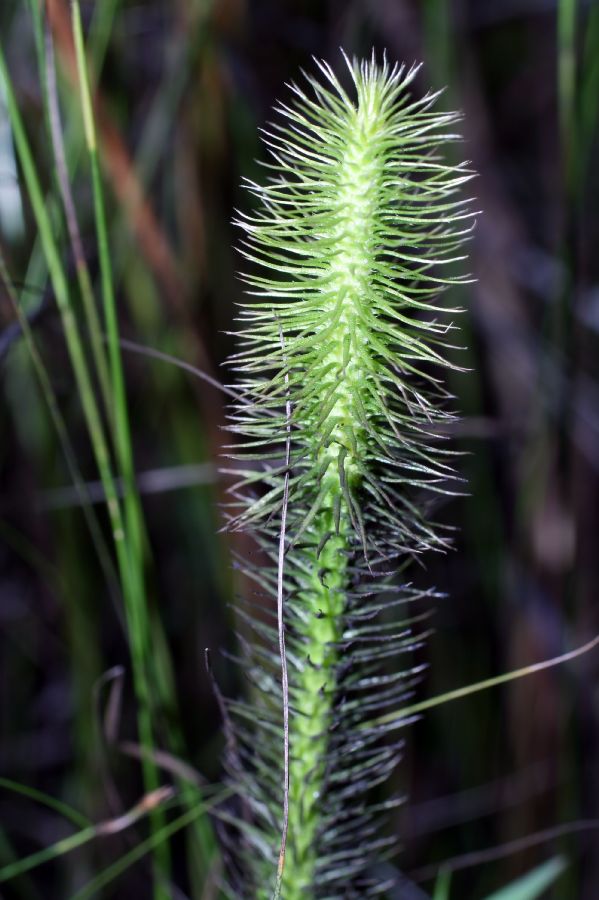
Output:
[
  {"left": 0, "top": 251, "right": 118, "bottom": 597},
  {"left": 70, "top": 2, "right": 170, "bottom": 892},
  {"left": 44, "top": 20, "right": 114, "bottom": 424},
  {"left": 0, "top": 38, "right": 167, "bottom": 894}
]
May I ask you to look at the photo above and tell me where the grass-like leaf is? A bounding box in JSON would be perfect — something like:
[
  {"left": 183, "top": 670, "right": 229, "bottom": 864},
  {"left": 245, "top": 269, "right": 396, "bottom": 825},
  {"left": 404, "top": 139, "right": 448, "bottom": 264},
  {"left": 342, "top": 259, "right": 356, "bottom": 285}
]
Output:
[{"left": 484, "top": 856, "right": 567, "bottom": 900}]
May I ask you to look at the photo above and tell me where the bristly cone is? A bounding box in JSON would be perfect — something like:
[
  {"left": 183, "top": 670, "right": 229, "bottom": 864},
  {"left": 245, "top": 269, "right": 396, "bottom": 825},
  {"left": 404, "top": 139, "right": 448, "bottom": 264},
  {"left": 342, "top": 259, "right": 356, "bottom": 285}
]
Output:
[{"left": 221, "top": 52, "right": 475, "bottom": 899}]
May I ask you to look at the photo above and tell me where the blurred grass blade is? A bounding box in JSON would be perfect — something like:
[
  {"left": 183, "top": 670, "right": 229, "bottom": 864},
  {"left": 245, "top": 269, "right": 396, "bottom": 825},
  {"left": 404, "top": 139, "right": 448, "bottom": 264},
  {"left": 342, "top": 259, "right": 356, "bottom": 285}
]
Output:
[
  {"left": 69, "top": 793, "right": 227, "bottom": 900},
  {"left": 45, "top": 19, "right": 114, "bottom": 423},
  {"left": 374, "top": 632, "right": 599, "bottom": 727},
  {"left": 558, "top": 0, "right": 578, "bottom": 193},
  {"left": 483, "top": 856, "right": 567, "bottom": 900},
  {"left": 70, "top": 2, "right": 170, "bottom": 893},
  {"left": 0, "top": 251, "right": 119, "bottom": 596},
  {"left": 580, "top": 3, "right": 599, "bottom": 177},
  {"left": 87, "top": 0, "right": 121, "bottom": 73},
  {"left": 0, "top": 70, "right": 24, "bottom": 241},
  {"left": 0, "top": 44, "right": 129, "bottom": 562},
  {"left": 0, "top": 787, "right": 174, "bottom": 885},
  {"left": 0, "top": 28, "right": 169, "bottom": 895},
  {"left": 432, "top": 869, "right": 452, "bottom": 900},
  {"left": 70, "top": 0, "right": 143, "bottom": 566},
  {"left": 0, "top": 777, "right": 90, "bottom": 831},
  {"left": 423, "top": 0, "right": 451, "bottom": 92},
  {"left": 21, "top": 0, "right": 121, "bottom": 300}
]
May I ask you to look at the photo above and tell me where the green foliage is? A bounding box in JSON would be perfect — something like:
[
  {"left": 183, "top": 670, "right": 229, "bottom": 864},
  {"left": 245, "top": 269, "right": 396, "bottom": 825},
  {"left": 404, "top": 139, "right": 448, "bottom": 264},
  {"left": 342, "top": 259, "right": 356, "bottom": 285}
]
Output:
[
  {"left": 433, "top": 857, "right": 567, "bottom": 900},
  {"left": 432, "top": 869, "right": 452, "bottom": 900},
  {"left": 224, "top": 53, "right": 474, "bottom": 897},
  {"left": 3, "top": 1, "right": 587, "bottom": 892},
  {"left": 0, "top": 7, "right": 218, "bottom": 894},
  {"left": 484, "top": 857, "right": 567, "bottom": 900}
]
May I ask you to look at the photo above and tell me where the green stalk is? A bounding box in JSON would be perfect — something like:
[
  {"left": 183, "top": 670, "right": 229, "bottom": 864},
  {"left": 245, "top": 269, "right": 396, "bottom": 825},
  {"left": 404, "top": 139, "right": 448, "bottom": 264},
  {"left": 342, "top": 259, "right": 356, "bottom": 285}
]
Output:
[
  {"left": 70, "top": 0, "right": 144, "bottom": 576},
  {"left": 0, "top": 38, "right": 168, "bottom": 898},
  {"left": 0, "top": 47, "right": 125, "bottom": 564},
  {"left": 70, "top": 2, "right": 220, "bottom": 888},
  {"left": 0, "top": 787, "right": 174, "bottom": 885},
  {"left": 44, "top": 21, "right": 114, "bottom": 424},
  {"left": 277, "top": 100, "right": 388, "bottom": 890},
  {"left": 21, "top": 0, "right": 121, "bottom": 303},
  {"left": 423, "top": 0, "right": 451, "bottom": 93},
  {"left": 580, "top": 4, "right": 599, "bottom": 177},
  {"left": 278, "top": 515, "right": 348, "bottom": 897},
  {"left": 0, "top": 251, "right": 117, "bottom": 594},
  {"left": 556, "top": 6, "right": 583, "bottom": 897},
  {"left": 71, "top": 789, "right": 231, "bottom": 900},
  {"left": 558, "top": 0, "right": 578, "bottom": 196},
  {"left": 6, "top": 5, "right": 218, "bottom": 884},
  {"left": 70, "top": 3, "right": 170, "bottom": 894}
]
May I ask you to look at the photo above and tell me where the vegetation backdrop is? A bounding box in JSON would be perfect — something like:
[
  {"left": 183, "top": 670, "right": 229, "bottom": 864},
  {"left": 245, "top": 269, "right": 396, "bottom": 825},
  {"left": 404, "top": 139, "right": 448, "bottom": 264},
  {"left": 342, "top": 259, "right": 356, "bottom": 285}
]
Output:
[{"left": 0, "top": 0, "right": 598, "bottom": 898}]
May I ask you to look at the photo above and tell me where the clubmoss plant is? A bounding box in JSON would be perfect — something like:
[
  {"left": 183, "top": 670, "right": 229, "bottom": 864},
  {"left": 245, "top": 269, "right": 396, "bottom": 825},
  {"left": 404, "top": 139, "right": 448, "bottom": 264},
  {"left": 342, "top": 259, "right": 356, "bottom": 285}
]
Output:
[{"left": 224, "top": 52, "right": 474, "bottom": 898}]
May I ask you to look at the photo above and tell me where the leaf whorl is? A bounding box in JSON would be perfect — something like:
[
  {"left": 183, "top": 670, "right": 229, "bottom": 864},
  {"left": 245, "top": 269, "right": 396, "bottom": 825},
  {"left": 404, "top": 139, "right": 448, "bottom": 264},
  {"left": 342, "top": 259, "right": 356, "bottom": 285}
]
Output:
[{"left": 221, "top": 52, "right": 474, "bottom": 898}]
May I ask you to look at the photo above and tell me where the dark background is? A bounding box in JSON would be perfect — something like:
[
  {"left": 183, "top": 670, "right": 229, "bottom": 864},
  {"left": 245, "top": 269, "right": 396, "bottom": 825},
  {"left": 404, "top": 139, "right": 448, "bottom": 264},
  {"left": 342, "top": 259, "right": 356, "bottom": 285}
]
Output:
[{"left": 1, "top": 0, "right": 598, "bottom": 897}]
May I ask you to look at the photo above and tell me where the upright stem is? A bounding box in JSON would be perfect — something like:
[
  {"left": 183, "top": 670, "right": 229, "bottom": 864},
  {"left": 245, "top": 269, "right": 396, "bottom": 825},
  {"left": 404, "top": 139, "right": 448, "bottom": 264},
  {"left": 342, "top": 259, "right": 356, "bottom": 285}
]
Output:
[
  {"left": 71, "top": 3, "right": 169, "bottom": 894},
  {"left": 272, "top": 89, "right": 384, "bottom": 895},
  {"left": 279, "top": 510, "right": 348, "bottom": 897}
]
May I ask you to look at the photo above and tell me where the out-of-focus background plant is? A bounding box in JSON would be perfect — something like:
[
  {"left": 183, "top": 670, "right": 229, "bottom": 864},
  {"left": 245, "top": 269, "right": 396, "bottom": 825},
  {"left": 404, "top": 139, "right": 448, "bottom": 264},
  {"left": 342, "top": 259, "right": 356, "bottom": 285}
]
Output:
[{"left": 0, "top": 1, "right": 598, "bottom": 898}]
